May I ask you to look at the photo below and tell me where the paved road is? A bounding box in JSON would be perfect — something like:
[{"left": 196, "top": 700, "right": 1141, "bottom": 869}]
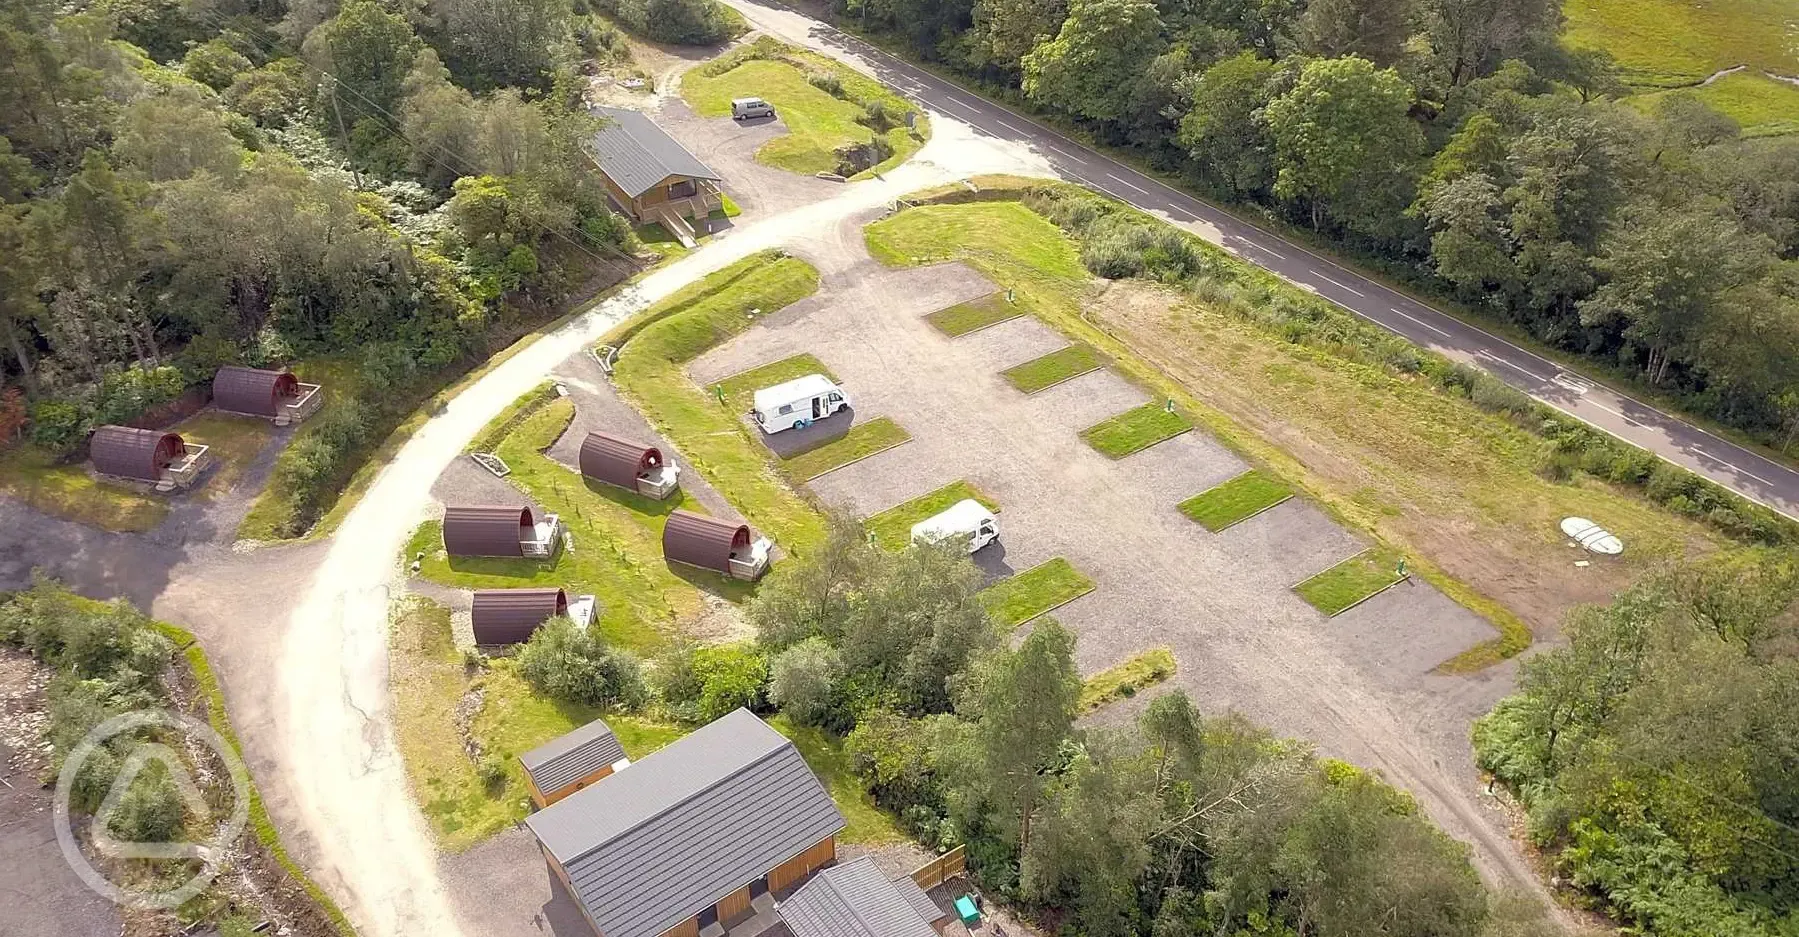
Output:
[{"left": 727, "top": 0, "right": 1799, "bottom": 525}]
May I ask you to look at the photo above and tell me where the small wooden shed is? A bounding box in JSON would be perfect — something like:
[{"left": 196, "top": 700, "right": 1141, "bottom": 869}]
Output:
[
  {"left": 520, "top": 717, "right": 630, "bottom": 808},
  {"left": 442, "top": 504, "right": 562, "bottom": 558},
  {"left": 89, "top": 425, "right": 210, "bottom": 490},
  {"left": 212, "top": 366, "right": 322, "bottom": 425},
  {"left": 471, "top": 587, "right": 568, "bottom": 645},
  {"left": 662, "top": 510, "right": 768, "bottom": 581},
  {"left": 579, "top": 431, "right": 679, "bottom": 499}
]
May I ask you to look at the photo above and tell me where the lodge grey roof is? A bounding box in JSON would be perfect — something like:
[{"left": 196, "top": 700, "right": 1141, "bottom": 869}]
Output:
[
  {"left": 526, "top": 708, "right": 846, "bottom": 937},
  {"left": 588, "top": 106, "right": 721, "bottom": 198},
  {"left": 778, "top": 857, "right": 942, "bottom": 937},
  {"left": 519, "top": 717, "right": 627, "bottom": 794}
]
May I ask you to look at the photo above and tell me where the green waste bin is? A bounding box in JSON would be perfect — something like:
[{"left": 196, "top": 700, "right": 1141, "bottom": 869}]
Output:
[{"left": 955, "top": 895, "right": 980, "bottom": 926}]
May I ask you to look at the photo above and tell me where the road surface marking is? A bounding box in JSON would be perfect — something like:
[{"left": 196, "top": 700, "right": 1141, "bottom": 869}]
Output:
[
  {"left": 1254, "top": 243, "right": 1287, "bottom": 260},
  {"left": 1314, "top": 273, "right": 1365, "bottom": 297},
  {"left": 1384, "top": 306, "right": 1452, "bottom": 338},
  {"left": 1047, "top": 143, "right": 1083, "bottom": 161},
  {"left": 1106, "top": 173, "right": 1150, "bottom": 195},
  {"left": 1553, "top": 372, "right": 1594, "bottom": 394},
  {"left": 1483, "top": 354, "right": 1550, "bottom": 383},
  {"left": 993, "top": 118, "right": 1025, "bottom": 134}
]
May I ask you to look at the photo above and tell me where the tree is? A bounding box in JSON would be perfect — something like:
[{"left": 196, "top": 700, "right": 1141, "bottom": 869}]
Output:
[
  {"left": 970, "top": 0, "right": 1068, "bottom": 73},
  {"left": 1178, "top": 52, "right": 1283, "bottom": 195},
  {"left": 1419, "top": 0, "right": 1561, "bottom": 87},
  {"left": 1021, "top": 0, "right": 1165, "bottom": 125},
  {"left": 514, "top": 616, "right": 647, "bottom": 709},
  {"left": 181, "top": 37, "right": 254, "bottom": 91},
  {"left": 963, "top": 617, "right": 1080, "bottom": 851},
  {"left": 1262, "top": 56, "right": 1425, "bottom": 234},
  {"left": 429, "top": 0, "right": 569, "bottom": 90},
  {"left": 769, "top": 636, "right": 844, "bottom": 728},
  {"left": 302, "top": 0, "right": 423, "bottom": 123},
  {"left": 1296, "top": 0, "right": 1413, "bottom": 66},
  {"left": 1419, "top": 173, "right": 1522, "bottom": 303},
  {"left": 1020, "top": 735, "right": 1159, "bottom": 937},
  {"left": 113, "top": 87, "right": 245, "bottom": 183},
  {"left": 652, "top": 643, "right": 768, "bottom": 724}
]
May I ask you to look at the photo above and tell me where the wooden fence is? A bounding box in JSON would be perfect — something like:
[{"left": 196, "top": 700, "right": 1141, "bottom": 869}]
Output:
[{"left": 909, "top": 844, "right": 967, "bottom": 890}]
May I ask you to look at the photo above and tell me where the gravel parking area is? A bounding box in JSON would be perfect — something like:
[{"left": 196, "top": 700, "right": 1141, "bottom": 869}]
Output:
[
  {"left": 687, "top": 246, "right": 1527, "bottom": 884},
  {"left": 647, "top": 96, "right": 845, "bottom": 219}
]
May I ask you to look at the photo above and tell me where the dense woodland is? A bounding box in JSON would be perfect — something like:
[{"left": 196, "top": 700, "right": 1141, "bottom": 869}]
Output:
[
  {"left": 0, "top": 0, "right": 661, "bottom": 528},
  {"left": 1476, "top": 550, "right": 1799, "bottom": 935},
  {"left": 833, "top": 0, "right": 1799, "bottom": 451}
]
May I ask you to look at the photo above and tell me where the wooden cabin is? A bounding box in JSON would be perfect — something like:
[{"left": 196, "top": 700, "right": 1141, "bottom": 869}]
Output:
[
  {"left": 213, "top": 366, "right": 322, "bottom": 425},
  {"left": 662, "top": 510, "right": 769, "bottom": 581},
  {"left": 588, "top": 106, "right": 723, "bottom": 247},
  {"left": 442, "top": 504, "right": 563, "bottom": 558},
  {"left": 88, "top": 425, "right": 211, "bottom": 491},
  {"left": 579, "top": 431, "right": 680, "bottom": 499}
]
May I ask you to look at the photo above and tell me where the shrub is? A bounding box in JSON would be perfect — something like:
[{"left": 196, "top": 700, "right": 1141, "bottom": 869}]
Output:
[
  {"left": 806, "top": 71, "right": 843, "bottom": 96},
  {"left": 516, "top": 616, "right": 647, "bottom": 709},
  {"left": 93, "top": 365, "right": 189, "bottom": 426},
  {"left": 181, "top": 38, "right": 252, "bottom": 91},
  {"left": 859, "top": 99, "right": 893, "bottom": 132},
  {"left": 105, "top": 760, "right": 186, "bottom": 843},
  {"left": 768, "top": 636, "right": 844, "bottom": 729},
  {"left": 28, "top": 399, "right": 88, "bottom": 453},
  {"left": 475, "top": 753, "right": 508, "bottom": 792},
  {"left": 652, "top": 643, "right": 767, "bottom": 724}
]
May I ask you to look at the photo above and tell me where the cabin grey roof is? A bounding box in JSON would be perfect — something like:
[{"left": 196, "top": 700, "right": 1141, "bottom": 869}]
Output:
[
  {"left": 526, "top": 708, "right": 846, "bottom": 937},
  {"left": 777, "top": 857, "right": 941, "bottom": 937},
  {"left": 588, "top": 106, "right": 721, "bottom": 198},
  {"left": 519, "top": 717, "right": 627, "bottom": 793}
]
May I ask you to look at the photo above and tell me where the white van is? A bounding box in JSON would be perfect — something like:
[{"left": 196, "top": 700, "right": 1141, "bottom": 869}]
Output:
[
  {"left": 910, "top": 499, "right": 999, "bottom": 554},
  {"left": 732, "top": 97, "right": 776, "bottom": 120},
  {"left": 751, "top": 374, "right": 849, "bottom": 434}
]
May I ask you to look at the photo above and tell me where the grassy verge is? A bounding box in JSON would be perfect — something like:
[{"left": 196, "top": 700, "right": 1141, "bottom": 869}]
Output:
[
  {"left": 1179, "top": 470, "right": 1294, "bottom": 531},
  {"left": 467, "top": 381, "right": 557, "bottom": 453},
  {"left": 407, "top": 396, "right": 741, "bottom": 651},
  {"left": 606, "top": 251, "right": 829, "bottom": 553},
  {"left": 782, "top": 417, "right": 910, "bottom": 480},
  {"left": 768, "top": 714, "right": 903, "bottom": 844},
  {"left": 981, "top": 557, "right": 1095, "bottom": 627},
  {"left": 1080, "top": 402, "right": 1192, "bottom": 458},
  {"left": 1294, "top": 549, "right": 1404, "bottom": 616},
  {"left": 862, "top": 196, "right": 1548, "bottom": 671},
  {"left": 235, "top": 356, "right": 365, "bottom": 540},
  {"left": 714, "top": 353, "right": 838, "bottom": 414},
  {"left": 681, "top": 39, "right": 927, "bottom": 178},
  {"left": 0, "top": 445, "right": 170, "bottom": 531},
  {"left": 926, "top": 291, "right": 1022, "bottom": 336},
  {"left": 150, "top": 620, "right": 357, "bottom": 936},
  {"left": 865, "top": 480, "right": 1000, "bottom": 550},
  {"left": 1002, "top": 345, "right": 1102, "bottom": 394},
  {"left": 1079, "top": 647, "right": 1176, "bottom": 714}
]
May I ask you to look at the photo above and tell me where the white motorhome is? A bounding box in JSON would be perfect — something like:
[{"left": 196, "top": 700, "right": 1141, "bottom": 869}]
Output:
[
  {"left": 752, "top": 374, "right": 849, "bottom": 434},
  {"left": 910, "top": 499, "right": 999, "bottom": 553}
]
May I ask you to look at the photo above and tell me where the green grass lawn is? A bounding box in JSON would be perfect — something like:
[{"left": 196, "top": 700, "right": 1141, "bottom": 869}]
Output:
[
  {"left": 406, "top": 396, "right": 742, "bottom": 652},
  {"left": 781, "top": 417, "right": 911, "bottom": 480},
  {"left": 1294, "top": 548, "right": 1405, "bottom": 616},
  {"left": 714, "top": 354, "right": 838, "bottom": 414},
  {"left": 981, "top": 557, "right": 1095, "bottom": 627},
  {"left": 1080, "top": 402, "right": 1193, "bottom": 458},
  {"left": 609, "top": 251, "right": 829, "bottom": 553},
  {"left": 1634, "top": 71, "right": 1799, "bottom": 137},
  {"left": 635, "top": 222, "right": 690, "bottom": 262},
  {"left": 767, "top": 715, "right": 903, "bottom": 844},
  {"left": 1079, "top": 648, "right": 1176, "bottom": 714},
  {"left": 865, "top": 480, "right": 1000, "bottom": 550},
  {"left": 172, "top": 411, "right": 277, "bottom": 499},
  {"left": 1179, "top": 470, "right": 1294, "bottom": 531},
  {"left": 1563, "top": 0, "right": 1799, "bottom": 88},
  {"left": 681, "top": 54, "right": 926, "bottom": 177},
  {"left": 926, "top": 292, "right": 1023, "bottom": 336},
  {"left": 0, "top": 445, "right": 170, "bottom": 532},
  {"left": 1002, "top": 345, "right": 1102, "bottom": 394}
]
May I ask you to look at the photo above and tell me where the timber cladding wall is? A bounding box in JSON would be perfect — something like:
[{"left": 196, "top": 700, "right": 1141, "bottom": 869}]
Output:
[
  {"left": 768, "top": 835, "right": 836, "bottom": 895},
  {"left": 714, "top": 885, "right": 752, "bottom": 926},
  {"left": 657, "top": 918, "right": 699, "bottom": 937},
  {"left": 531, "top": 762, "right": 616, "bottom": 808}
]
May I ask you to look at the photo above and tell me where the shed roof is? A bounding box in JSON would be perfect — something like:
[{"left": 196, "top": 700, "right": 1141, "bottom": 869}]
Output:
[
  {"left": 589, "top": 106, "right": 721, "bottom": 198},
  {"left": 470, "top": 588, "right": 566, "bottom": 645},
  {"left": 778, "top": 857, "right": 943, "bottom": 937},
  {"left": 579, "top": 431, "right": 663, "bottom": 489},
  {"left": 212, "top": 366, "right": 299, "bottom": 417},
  {"left": 526, "top": 709, "right": 845, "bottom": 937},
  {"left": 90, "top": 425, "right": 185, "bottom": 481},
  {"left": 752, "top": 374, "right": 839, "bottom": 413},
  {"left": 442, "top": 504, "right": 534, "bottom": 557},
  {"left": 520, "top": 717, "right": 628, "bottom": 795},
  {"left": 662, "top": 509, "right": 750, "bottom": 572}
]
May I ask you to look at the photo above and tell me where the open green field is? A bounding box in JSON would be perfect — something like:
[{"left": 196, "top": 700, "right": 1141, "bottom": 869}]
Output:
[
  {"left": 1180, "top": 470, "right": 1294, "bottom": 531},
  {"left": 781, "top": 417, "right": 911, "bottom": 480},
  {"left": 406, "top": 396, "right": 740, "bottom": 651},
  {"left": 926, "top": 292, "right": 1022, "bottom": 336},
  {"left": 980, "top": 557, "right": 1095, "bottom": 627},
  {"left": 1081, "top": 402, "right": 1193, "bottom": 458},
  {"left": 1634, "top": 71, "right": 1799, "bottom": 137},
  {"left": 715, "top": 354, "right": 838, "bottom": 414},
  {"left": 681, "top": 43, "right": 927, "bottom": 178},
  {"left": 865, "top": 480, "right": 1000, "bottom": 550},
  {"left": 1563, "top": 0, "right": 1799, "bottom": 88},
  {"left": 1078, "top": 647, "right": 1176, "bottom": 714},
  {"left": 1002, "top": 345, "right": 1102, "bottom": 394},
  {"left": 609, "top": 251, "right": 829, "bottom": 553},
  {"left": 1294, "top": 549, "right": 1405, "bottom": 616}
]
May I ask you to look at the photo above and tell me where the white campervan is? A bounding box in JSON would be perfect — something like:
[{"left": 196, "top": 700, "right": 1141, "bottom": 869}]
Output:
[
  {"left": 752, "top": 374, "right": 849, "bottom": 434},
  {"left": 910, "top": 499, "right": 999, "bottom": 553}
]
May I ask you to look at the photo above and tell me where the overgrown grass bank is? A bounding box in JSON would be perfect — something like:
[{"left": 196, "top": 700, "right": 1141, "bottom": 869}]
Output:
[{"left": 1079, "top": 647, "right": 1176, "bottom": 714}]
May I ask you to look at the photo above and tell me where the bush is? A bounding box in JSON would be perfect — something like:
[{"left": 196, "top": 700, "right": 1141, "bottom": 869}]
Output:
[
  {"left": 768, "top": 637, "right": 843, "bottom": 729},
  {"left": 28, "top": 399, "right": 88, "bottom": 453},
  {"left": 516, "top": 617, "right": 647, "bottom": 709},
  {"left": 652, "top": 643, "right": 767, "bottom": 724},
  {"left": 181, "top": 38, "right": 252, "bottom": 91},
  {"left": 806, "top": 71, "right": 843, "bottom": 96},
  {"left": 106, "top": 760, "right": 186, "bottom": 843},
  {"left": 475, "top": 752, "right": 508, "bottom": 792},
  {"left": 93, "top": 365, "right": 189, "bottom": 426}
]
